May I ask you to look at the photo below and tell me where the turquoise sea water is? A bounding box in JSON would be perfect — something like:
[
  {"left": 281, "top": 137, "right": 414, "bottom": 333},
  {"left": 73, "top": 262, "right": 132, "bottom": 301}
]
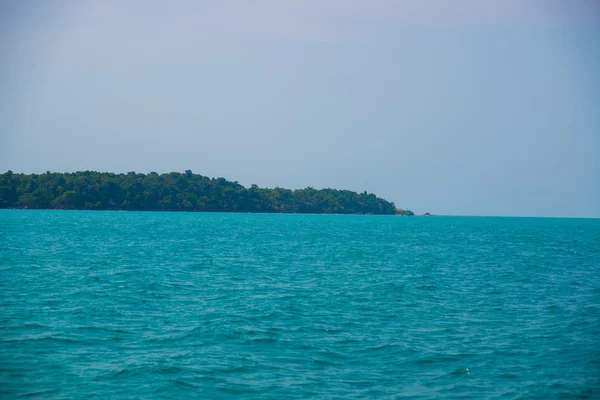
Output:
[{"left": 0, "top": 210, "right": 599, "bottom": 399}]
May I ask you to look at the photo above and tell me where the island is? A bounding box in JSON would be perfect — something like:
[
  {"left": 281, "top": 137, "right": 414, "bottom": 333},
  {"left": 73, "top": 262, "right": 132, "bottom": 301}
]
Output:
[{"left": 0, "top": 170, "right": 401, "bottom": 215}]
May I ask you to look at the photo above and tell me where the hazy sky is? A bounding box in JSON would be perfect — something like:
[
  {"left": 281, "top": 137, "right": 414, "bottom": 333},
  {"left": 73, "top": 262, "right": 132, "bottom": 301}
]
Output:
[{"left": 1, "top": 0, "right": 599, "bottom": 217}]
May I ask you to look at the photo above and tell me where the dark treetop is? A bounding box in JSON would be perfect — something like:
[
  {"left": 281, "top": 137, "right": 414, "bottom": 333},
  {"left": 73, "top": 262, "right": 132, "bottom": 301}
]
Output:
[{"left": 0, "top": 171, "right": 398, "bottom": 215}]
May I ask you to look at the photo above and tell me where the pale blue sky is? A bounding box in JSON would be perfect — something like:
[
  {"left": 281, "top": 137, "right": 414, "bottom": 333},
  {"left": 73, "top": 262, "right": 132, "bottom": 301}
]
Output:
[{"left": 1, "top": 1, "right": 599, "bottom": 217}]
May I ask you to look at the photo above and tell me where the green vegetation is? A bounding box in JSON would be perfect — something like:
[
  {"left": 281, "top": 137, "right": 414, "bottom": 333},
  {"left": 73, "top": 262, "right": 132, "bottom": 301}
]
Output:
[
  {"left": 0, "top": 170, "right": 398, "bottom": 215},
  {"left": 396, "top": 208, "right": 415, "bottom": 216}
]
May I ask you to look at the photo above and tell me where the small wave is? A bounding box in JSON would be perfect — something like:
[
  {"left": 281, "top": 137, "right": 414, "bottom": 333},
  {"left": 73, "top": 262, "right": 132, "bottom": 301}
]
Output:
[
  {"left": 413, "top": 358, "right": 436, "bottom": 365},
  {"left": 295, "top": 343, "right": 316, "bottom": 351},
  {"left": 2, "top": 334, "right": 87, "bottom": 344},
  {"left": 313, "top": 359, "right": 339, "bottom": 367},
  {"left": 104, "top": 368, "right": 141, "bottom": 379},
  {"left": 19, "top": 388, "right": 58, "bottom": 397},
  {"left": 214, "top": 365, "right": 255, "bottom": 374},
  {"left": 237, "top": 337, "right": 277, "bottom": 345},
  {"left": 171, "top": 379, "right": 202, "bottom": 388},
  {"left": 416, "top": 284, "right": 438, "bottom": 291},
  {"left": 450, "top": 367, "right": 470, "bottom": 376},
  {"left": 154, "top": 365, "right": 184, "bottom": 374},
  {"left": 74, "top": 325, "right": 134, "bottom": 335},
  {"left": 359, "top": 343, "right": 396, "bottom": 352},
  {"left": 23, "top": 322, "right": 47, "bottom": 328},
  {"left": 498, "top": 372, "right": 520, "bottom": 379},
  {"left": 334, "top": 338, "right": 361, "bottom": 346}
]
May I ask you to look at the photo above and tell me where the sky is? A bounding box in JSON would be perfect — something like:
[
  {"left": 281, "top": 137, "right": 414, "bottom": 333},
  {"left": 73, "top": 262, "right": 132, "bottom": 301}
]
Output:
[{"left": 1, "top": 0, "right": 599, "bottom": 217}]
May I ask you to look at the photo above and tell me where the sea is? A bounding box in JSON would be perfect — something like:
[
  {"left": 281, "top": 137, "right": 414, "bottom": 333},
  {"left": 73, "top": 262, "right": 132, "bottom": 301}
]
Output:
[{"left": 0, "top": 210, "right": 599, "bottom": 399}]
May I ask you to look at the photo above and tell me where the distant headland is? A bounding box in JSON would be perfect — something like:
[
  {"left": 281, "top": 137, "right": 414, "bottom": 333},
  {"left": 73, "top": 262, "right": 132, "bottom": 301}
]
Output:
[
  {"left": 396, "top": 208, "right": 415, "bottom": 216},
  {"left": 0, "top": 170, "right": 408, "bottom": 215}
]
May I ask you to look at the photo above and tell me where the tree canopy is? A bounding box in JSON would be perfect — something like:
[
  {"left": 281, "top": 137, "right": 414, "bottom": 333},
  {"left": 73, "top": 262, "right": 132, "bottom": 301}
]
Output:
[{"left": 0, "top": 170, "right": 398, "bottom": 215}]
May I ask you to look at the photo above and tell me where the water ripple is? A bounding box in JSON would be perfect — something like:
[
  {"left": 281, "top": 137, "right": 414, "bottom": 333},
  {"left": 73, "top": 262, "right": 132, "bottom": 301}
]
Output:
[{"left": 1, "top": 211, "right": 599, "bottom": 398}]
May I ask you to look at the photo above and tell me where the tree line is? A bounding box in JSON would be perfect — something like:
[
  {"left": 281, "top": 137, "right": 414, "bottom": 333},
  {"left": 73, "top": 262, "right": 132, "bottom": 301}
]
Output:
[{"left": 0, "top": 170, "right": 399, "bottom": 215}]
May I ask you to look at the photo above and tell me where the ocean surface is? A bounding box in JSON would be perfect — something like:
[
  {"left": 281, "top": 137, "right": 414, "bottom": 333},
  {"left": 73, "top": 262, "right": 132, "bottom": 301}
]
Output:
[{"left": 0, "top": 210, "right": 599, "bottom": 399}]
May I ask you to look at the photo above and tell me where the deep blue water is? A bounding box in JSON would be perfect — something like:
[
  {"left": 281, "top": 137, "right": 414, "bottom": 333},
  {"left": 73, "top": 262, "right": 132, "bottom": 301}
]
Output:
[{"left": 0, "top": 210, "right": 599, "bottom": 399}]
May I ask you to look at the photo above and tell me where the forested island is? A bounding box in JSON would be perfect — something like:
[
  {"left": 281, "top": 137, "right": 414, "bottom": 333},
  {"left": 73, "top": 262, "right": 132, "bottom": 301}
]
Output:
[{"left": 0, "top": 171, "right": 403, "bottom": 215}]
